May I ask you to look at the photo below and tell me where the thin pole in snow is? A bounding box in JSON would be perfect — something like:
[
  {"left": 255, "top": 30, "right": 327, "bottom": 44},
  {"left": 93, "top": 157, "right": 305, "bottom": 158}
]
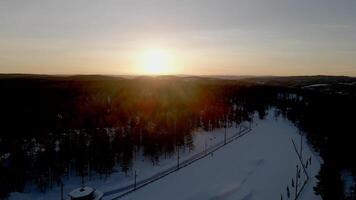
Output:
[
  {"left": 205, "top": 140, "right": 207, "bottom": 155},
  {"left": 134, "top": 170, "right": 137, "bottom": 190},
  {"left": 300, "top": 131, "right": 303, "bottom": 161},
  {"left": 224, "top": 124, "right": 227, "bottom": 145},
  {"left": 225, "top": 116, "right": 228, "bottom": 144},
  {"left": 295, "top": 165, "right": 299, "bottom": 200},
  {"left": 177, "top": 145, "right": 180, "bottom": 169}
]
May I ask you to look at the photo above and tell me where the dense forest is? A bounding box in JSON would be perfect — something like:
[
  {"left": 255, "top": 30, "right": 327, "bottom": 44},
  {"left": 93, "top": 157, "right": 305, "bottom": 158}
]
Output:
[{"left": 0, "top": 75, "right": 355, "bottom": 199}]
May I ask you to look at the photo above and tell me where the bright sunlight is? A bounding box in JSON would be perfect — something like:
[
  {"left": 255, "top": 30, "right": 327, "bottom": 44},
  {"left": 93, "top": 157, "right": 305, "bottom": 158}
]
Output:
[{"left": 138, "top": 48, "right": 177, "bottom": 75}]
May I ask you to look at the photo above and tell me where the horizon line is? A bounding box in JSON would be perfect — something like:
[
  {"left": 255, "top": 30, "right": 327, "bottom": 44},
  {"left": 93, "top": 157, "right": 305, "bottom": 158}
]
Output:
[{"left": 0, "top": 73, "right": 355, "bottom": 78}]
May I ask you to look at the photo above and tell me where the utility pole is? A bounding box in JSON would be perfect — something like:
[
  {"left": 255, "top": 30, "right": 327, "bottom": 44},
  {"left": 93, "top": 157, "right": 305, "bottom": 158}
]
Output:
[
  {"left": 224, "top": 124, "right": 227, "bottom": 145},
  {"left": 295, "top": 165, "right": 299, "bottom": 200},
  {"left": 134, "top": 146, "right": 136, "bottom": 161},
  {"left": 177, "top": 146, "right": 180, "bottom": 169},
  {"left": 300, "top": 131, "right": 303, "bottom": 161},
  {"left": 205, "top": 140, "right": 207, "bottom": 155},
  {"left": 134, "top": 170, "right": 137, "bottom": 190}
]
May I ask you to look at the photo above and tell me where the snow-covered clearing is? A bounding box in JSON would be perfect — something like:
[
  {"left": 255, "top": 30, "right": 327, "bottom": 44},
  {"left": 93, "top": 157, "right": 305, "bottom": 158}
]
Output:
[
  {"left": 9, "top": 122, "right": 248, "bottom": 200},
  {"left": 118, "top": 110, "right": 322, "bottom": 200},
  {"left": 302, "top": 84, "right": 329, "bottom": 88},
  {"left": 9, "top": 109, "right": 322, "bottom": 200}
]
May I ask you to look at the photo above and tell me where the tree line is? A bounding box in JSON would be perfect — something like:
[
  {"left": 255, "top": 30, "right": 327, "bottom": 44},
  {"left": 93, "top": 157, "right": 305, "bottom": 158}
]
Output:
[{"left": 0, "top": 76, "right": 355, "bottom": 200}]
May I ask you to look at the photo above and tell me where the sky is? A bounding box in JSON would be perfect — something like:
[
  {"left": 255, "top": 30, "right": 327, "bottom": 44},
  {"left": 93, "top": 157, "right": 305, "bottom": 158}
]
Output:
[{"left": 1, "top": 0, "right": 356, "bottom": 76}]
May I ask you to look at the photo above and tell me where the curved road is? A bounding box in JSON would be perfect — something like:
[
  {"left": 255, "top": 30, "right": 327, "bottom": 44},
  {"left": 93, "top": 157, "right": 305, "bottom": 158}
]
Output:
[{"left": 104, "top": 125, "right": 252, "bottom": 199}]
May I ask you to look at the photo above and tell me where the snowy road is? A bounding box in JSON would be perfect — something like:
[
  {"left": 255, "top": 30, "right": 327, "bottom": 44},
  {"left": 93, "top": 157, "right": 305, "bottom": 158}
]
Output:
[
  {"left": 104, "top": 126, "right": 252, "bottom": 199},
  {"left": 9, "top": 110, "right": 322, "bottom": 200},
  {"left": 116, "top": 111, "right": 322, "bottom": 200}
]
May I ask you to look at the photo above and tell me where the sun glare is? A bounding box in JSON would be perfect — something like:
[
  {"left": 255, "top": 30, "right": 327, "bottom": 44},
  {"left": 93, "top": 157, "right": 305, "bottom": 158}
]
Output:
[{"left": 138, "top": 48, "right": 176, "bottom": 75}]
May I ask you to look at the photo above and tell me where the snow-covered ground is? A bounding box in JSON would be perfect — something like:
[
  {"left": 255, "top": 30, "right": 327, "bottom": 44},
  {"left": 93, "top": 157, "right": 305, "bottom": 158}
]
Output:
[
  {"left": 118, "top": 110, "right": 322, "bottom": 200},
  {"left": 9, "top": 121, "right": 246, "bottom": 200},
  {"left": 9, "top": 109, "right": 322, "bottom": 200},
  {"left": 302, "top": 84, "right": 329, "bottom": 88}
]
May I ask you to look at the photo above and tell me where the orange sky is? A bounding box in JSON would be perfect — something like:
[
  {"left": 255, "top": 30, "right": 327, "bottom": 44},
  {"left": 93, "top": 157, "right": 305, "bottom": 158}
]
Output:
[{"left": 1, "top": 0, "right": 356, "bottom": 76}]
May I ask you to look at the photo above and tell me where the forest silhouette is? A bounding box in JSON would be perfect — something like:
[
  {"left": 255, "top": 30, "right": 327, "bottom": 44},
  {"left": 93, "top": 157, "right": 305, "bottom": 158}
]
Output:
[{"left": 0, "top": 75, "right": 355, "bottom": 200}]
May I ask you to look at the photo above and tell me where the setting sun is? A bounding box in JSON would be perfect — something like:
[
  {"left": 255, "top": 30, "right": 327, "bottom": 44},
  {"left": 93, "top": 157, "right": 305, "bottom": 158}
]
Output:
[{"left": 138, "top": 48, "right": 176, "bottom": 75}]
